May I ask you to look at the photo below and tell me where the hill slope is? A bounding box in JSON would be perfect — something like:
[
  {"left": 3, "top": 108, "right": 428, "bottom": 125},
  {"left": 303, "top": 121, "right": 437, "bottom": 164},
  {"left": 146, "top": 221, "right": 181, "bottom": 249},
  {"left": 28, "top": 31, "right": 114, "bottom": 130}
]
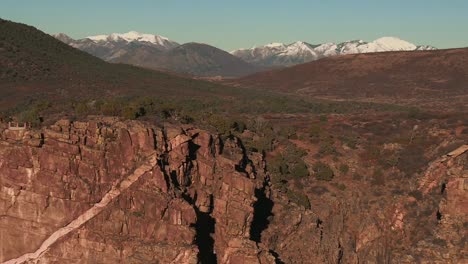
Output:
[
  {"left": 0, "top": 19, "right": 248, "bottom": 108},
  {"left": 0, "top": 19, "right": 333, "bottom": 117},
  {"left": 232, "top": 48, "right": 468, "bottom": 107}
]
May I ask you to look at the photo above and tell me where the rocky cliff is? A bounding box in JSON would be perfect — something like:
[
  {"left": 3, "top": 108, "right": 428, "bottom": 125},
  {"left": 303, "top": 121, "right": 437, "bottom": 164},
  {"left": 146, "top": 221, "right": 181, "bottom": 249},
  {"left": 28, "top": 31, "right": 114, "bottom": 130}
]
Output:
[
  {"left": 0, "top": 118, "right": 274, "bottom": 263},
  {"left": 0, "top": 118, "right": 466, "bottom": 263}
]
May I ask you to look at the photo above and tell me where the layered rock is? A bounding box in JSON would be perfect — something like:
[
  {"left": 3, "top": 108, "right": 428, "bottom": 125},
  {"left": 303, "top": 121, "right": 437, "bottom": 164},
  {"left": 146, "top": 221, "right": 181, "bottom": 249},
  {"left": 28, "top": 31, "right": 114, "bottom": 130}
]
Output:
[
  {"left": 257, "top": 144, "right": 467, "bottom": 264},
  {"left": 393, "top": 145, "right": 468, "bottom": 263},
  {"left": 3, "top": 117, "right": 464, "bottom": 263},
  {"left": 0, "top": 119, "right": 273, "bottom": 263}
]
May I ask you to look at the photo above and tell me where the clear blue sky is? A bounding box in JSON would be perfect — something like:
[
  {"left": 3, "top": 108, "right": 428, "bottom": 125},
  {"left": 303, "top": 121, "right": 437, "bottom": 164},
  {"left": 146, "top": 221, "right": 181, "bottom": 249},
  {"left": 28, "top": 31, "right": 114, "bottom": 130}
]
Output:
[{"left": 1, "top": 0, "right": 467, "bottom": 50}]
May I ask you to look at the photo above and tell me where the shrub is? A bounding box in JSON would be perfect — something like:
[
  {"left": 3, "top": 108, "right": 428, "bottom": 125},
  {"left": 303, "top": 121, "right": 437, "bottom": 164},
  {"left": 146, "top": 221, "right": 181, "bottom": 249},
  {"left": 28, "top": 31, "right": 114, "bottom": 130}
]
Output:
[
  {"left": 339, "top": 164, "right": 349, "bottom": 174},
  {"left": 180, "top": 115, "right": 194, "bottom": 124},
  {"left": 352, "top": 173, "right": 363, "bottom": 181},
  {"left": 371, "top": 168, "right": 385, "bottom": 186},
  {"left": 122, "top": 106, "right": 139, "bottom": 120},
  {"left": 319, "top": 115, "right": 328, "bottom": 123},
  {"left": 334, "top": 183, "right": 346, "bottom": 191},
  {"left": 308, "top": 124, "right": 322, "bottom": 142},
  {"left": 409, "top": 190, "right": 423, "bottom": 200},
  {"left": 99, "top": 100, "right": 121, "bottom": 116},
  {"left": 313, "top": 162, "right": 334, "bottom": 181},
  {"left": 248, "top": 136, "right": 274, "bottom": 153},
  {"left": 206, "top": 114, "right": 233, "bottom": 135},
  {"left": 232, "top": 121, "right": 247, "bottom": 132},
  {"left": 132, "top": 211, "right": 145, "bottom": 217},
  {"left": 290, "top": 161, "right": 309, "bottom": 178},
  {"left": 340, "top": 136, "right": 358, "bottom": 149},
  {"left": 74, "top": 101, "right": 90, "bottom": 117},
  {"left": 317, "top": 136, "right": 337, "bottom": 157},
  {"left": 17, "top": 109, "right": 41, "bottom": 127},
  {"left": 287, "top": 191, "right": 311, "bottom": 209},
  {"left": 310, "top": 185, "right": 329, "bottom": 196}
]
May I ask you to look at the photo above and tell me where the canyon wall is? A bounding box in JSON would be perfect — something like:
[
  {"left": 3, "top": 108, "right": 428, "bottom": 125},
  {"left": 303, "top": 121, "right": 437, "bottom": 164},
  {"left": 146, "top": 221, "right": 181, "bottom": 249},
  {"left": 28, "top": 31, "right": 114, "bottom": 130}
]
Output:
[
  {"left": 0, "top": 118, "right": 274, "bottom": 263},
  {"left": 0, "top": 119, "right": 466, "bottom": 263}
]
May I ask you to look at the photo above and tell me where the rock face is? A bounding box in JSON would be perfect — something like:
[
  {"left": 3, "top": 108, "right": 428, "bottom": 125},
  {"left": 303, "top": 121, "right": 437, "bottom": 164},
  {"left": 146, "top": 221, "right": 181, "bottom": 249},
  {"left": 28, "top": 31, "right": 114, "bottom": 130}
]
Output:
[
  {"left": 393, "top": 145, "right": 468, "bottom": 263},
  {"left": 256, "top": 145, "right": 468, "bottom": 264},
  {"left": 1, "top": 118, "right": 466, "bottom": 263},
  {"left": 0, "top": 119, "right": 274, "bottom": 263}
]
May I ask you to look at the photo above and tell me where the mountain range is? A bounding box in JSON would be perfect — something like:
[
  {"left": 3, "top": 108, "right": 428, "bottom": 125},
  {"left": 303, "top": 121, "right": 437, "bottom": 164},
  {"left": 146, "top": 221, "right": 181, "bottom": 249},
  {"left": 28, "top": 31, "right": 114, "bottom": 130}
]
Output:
[
  {"left": 231, "top": 37, "right": 436, "bottom": 67},
  {"left": 53, "top": 32, "right": 260, "bottom": 77},
  {"left": 54, "top": 32, "right": 436, "bottom": 76}
]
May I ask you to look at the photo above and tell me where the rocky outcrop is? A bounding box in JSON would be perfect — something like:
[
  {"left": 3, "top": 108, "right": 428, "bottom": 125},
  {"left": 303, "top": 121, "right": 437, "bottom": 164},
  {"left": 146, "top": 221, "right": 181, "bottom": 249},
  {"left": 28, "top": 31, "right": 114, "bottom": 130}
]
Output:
[
  {"left": 0, "top": 119, "right": 273, "bottom": 263},
  {"left": 393, "top": 145, "right": 468, "bottom": 263},
  {"left": 256, "top": 144, "right": 467, "bottom": 264}
]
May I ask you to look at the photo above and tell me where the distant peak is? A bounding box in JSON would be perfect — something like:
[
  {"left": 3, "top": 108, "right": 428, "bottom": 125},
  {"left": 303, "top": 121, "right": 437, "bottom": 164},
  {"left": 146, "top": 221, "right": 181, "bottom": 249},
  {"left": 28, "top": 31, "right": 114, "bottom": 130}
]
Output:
[
  {"left": 290, "top": 41, "right": 312, "bottom": 46},
  {"left": 86, "top": 31, "right": 177, "bottom": 46},
  {"left": 374, "top": 36, "right": 404, "bottom": 42},
  {"left": 264, "top": 42, "right": 285, "bottom": 48},
  {"left": 53, "top": 33, "right": 70, "bottom": 38},
  {"left": 370, "top": 36, "right": 417, "bottom": 50},
  {"left": 51, "top": 33, "right": 75, "bottom": 43}
]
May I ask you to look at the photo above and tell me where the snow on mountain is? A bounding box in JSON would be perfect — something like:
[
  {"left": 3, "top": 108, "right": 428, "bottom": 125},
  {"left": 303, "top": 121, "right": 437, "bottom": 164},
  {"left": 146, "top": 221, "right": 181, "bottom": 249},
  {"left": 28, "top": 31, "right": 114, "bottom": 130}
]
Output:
[
  {"left": 86, "top": 31, "right": 179, "bottom": 50},
  {"left": 338, "top": 37, "right": 416, "bottom": 54},
  {"left": 232, "top": 37, "right": 436, "bottom": 67},
  {"left": 53, "top": 32, "right": 259, "bottom": 77},
  {"left": 52, "top": 33, "right": 75, "bottom": 44}
]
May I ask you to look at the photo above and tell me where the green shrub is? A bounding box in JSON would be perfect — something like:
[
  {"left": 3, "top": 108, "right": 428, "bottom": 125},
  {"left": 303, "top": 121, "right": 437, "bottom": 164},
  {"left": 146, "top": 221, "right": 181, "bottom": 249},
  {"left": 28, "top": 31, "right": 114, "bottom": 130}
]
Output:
[
  {"left": 334, "top": 183, "right": 346, "bottom": 191},
  {"left": 409, "top": 190, "right": 423, "bottom": 200},
  {"left": 352, "top": 173, "right": 363, "bottom": 181},
  {"left": 339, "top": 164, "right": 349, "bottom": 174},
  {"left": 340, "top": 136, "right": 358, "bottom": 149},
  {"left": 287, "top": 191, "right": 311, "bottom": 209},
  {"left": 17, "top": 109, "right": 41, "bottom": 127},
  {"left": 232, "top": 120, "right": 247, "bottom": 132},
  {"left": 206, "top": 114, "right": 233, "bottom": 135},
  {"left": 132, "top": 211, "right": 145, "bottom": 217},
  {"left": 267, "top": 144, "right": 310, "bottom": 189},
  {"left": 317, "top": 138, "right": 337, "bottom": 157},
  {"left": 371, "top": 168, "right": 385, "bottom": 186},
  {"left": 74, "top": 101, "right": 90, "bottom": 117},
  {"left": 319, "top": 115, "right": 328, "bottom": 123},
  {"left": 180, "top": 115, "right": 194, "bottom": 124},
  {"left": 99, "top": 100, "right": 121, "bottom": 116},
  {"left": 313, "top": 162, "right": 334, "bottom": 181},
  {"left": 308, "top": 124, "right": 322, "bottom": 142},
  {"left": 290, "top": 161, "right": 309, "bottom": 178},
  {"left": 248, "top": 136, "right": 274, "bottom": 153},
  {"left": 122, "top": 106, "right": 139, "bottom": 120}
]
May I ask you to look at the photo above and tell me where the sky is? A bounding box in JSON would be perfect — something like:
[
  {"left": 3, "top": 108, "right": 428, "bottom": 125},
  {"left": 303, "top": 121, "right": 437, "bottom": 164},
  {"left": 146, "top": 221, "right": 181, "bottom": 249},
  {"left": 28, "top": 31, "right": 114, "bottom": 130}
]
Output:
[{"left": 1, "top": 0, "right": 467, "bottom": 51}]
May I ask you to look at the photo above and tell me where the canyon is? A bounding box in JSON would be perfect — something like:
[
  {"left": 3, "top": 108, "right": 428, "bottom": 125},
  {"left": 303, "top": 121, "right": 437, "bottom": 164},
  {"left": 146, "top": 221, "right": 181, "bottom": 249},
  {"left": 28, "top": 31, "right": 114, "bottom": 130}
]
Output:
[
  {"left": 1, "top": 18, "right": 467, "bottom": 264},
  {"left": 1, "top": 118, "right": 466, "bottom": 263}
]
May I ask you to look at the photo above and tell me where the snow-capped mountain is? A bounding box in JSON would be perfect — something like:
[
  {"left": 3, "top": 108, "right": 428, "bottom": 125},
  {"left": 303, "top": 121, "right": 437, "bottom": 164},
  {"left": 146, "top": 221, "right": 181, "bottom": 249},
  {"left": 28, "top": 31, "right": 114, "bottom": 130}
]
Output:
[
  {"left": 86, "top": 31, "right": 180, "bottom": 50},
  {"left": 52, "top": 31, "right": 180, "bottom": 61},
  {"left": 232, "top": 37, "right": 436, "bottom": 67},
  {"left": 54, "top": 32, "right": 436, "bottom": 76},
  {"left": 53, "top": 32, "right": 260, "bottom": 77}
]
